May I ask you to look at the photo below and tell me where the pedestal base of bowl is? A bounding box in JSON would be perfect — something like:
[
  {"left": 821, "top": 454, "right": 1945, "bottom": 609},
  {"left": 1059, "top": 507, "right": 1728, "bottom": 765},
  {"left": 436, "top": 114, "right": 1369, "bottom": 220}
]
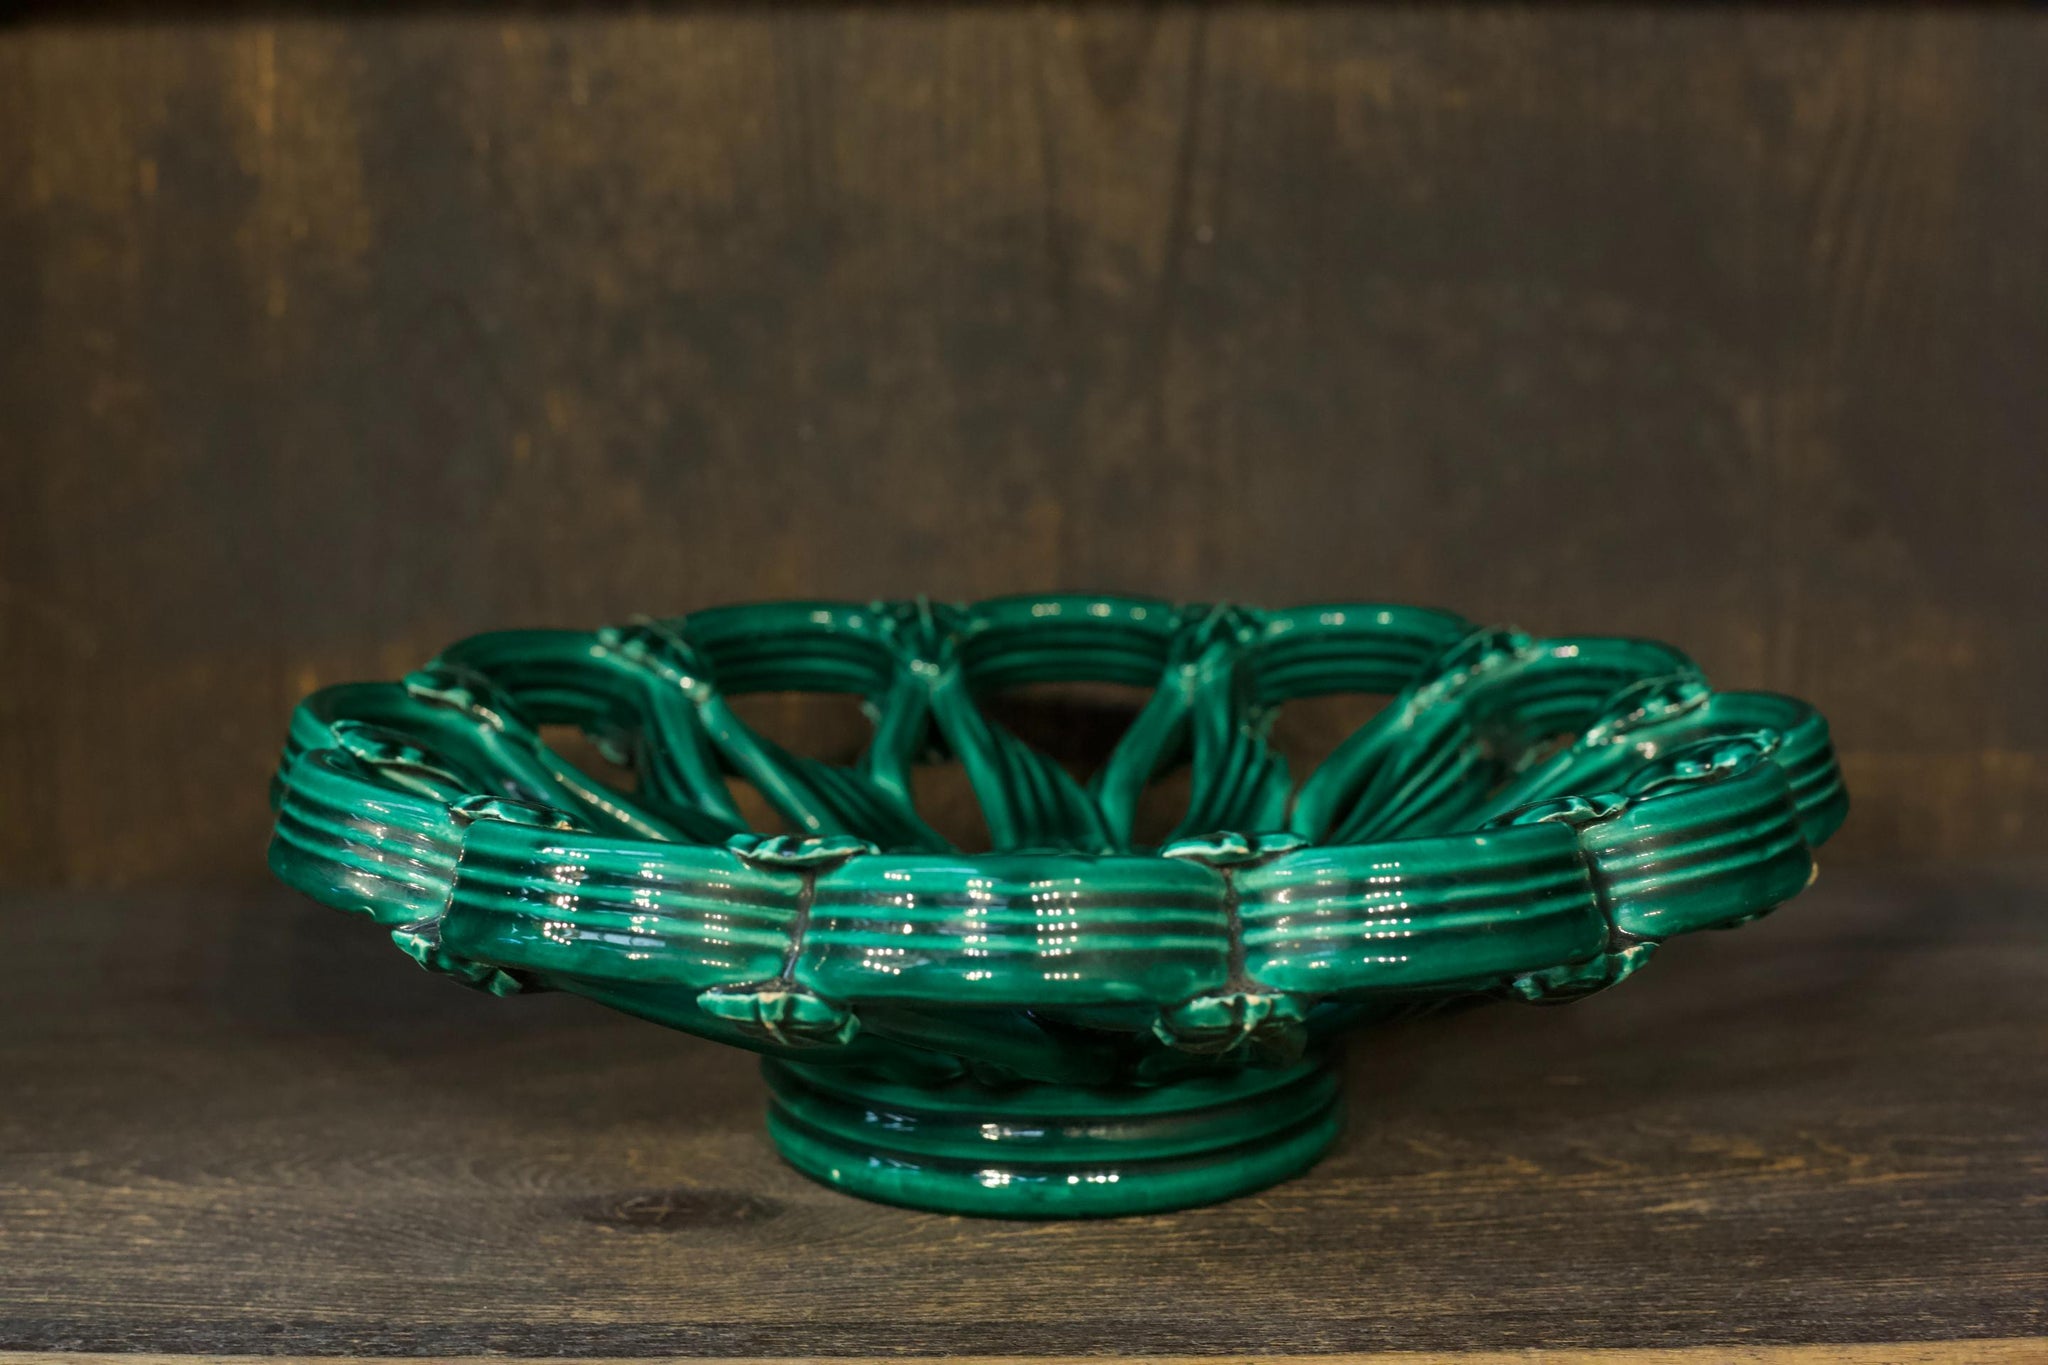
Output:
[{"left": 763, "top": 1055, "right": 1343, "bottom": 1218}]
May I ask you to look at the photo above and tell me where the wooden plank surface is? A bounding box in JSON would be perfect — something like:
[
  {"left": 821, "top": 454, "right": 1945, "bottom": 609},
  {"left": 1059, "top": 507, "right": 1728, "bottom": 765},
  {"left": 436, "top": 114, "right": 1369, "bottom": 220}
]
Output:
[
  {"left": 9, "top": 1349, "right": 2048, "bottom": 1365},
  {"left": 4, "top": 7, "right": 2048, "bottom": 889},
  {"left": 2, "top": 861, "right": 2043, "bottom": 1355}
]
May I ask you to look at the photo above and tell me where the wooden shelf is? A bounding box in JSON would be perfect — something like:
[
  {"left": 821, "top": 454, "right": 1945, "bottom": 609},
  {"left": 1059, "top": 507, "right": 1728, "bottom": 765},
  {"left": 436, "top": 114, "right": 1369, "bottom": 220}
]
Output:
[{"left": 1, "top": 863, "right": 2043, "bottom": 1357}]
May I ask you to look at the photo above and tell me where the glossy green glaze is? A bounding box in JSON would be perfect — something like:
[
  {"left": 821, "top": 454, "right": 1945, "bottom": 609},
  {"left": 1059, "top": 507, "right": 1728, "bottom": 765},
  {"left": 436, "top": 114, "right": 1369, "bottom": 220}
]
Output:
[
  {"left": 763, "top": 1058, "right": 1343, "bottom": 1217},
  {"left": 270, "top": 596, "right": 1847, "bottom": 1216}
]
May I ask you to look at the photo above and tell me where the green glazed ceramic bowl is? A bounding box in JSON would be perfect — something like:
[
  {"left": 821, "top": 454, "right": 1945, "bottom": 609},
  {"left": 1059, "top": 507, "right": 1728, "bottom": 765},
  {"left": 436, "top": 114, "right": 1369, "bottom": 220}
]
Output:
[{"left": 270, "top": 597, "right": 1846, "bottom": 1218}]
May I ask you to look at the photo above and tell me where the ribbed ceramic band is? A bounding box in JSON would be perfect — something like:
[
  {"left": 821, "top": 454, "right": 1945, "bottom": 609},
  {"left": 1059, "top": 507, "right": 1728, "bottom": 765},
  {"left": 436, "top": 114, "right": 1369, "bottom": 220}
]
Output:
[
  {"left": 761, "top": 1057, "right": 1344, "bottom": 1217},
  {"left": 270, "top": 595, "right": 1846, "bottom": 1054}
]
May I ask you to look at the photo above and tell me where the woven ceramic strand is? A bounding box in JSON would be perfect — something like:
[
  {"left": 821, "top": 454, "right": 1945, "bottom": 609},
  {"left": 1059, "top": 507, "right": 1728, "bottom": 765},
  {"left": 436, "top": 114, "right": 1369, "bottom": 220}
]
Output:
[{"left": 272, "top": 595, "right": 1844, "bottom": 1073}]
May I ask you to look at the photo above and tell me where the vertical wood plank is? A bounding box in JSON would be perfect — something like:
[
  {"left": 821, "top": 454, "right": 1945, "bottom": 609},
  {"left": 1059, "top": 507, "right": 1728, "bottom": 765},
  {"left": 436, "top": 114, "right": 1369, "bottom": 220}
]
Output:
[{"left": 2, "top": 8, "right": 2045, "bottom": 884}]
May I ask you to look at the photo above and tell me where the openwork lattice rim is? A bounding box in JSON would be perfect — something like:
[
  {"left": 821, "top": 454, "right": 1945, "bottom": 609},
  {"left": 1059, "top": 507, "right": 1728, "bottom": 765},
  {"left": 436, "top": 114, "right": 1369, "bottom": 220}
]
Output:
[{"left": 271, "top": 595, "right": 1846, "bottom": 1056}]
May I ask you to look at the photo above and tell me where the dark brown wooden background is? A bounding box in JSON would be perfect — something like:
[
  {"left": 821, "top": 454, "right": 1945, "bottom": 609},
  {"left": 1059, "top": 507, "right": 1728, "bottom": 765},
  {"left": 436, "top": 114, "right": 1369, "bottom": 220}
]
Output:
[{"left": 5, "top": 5, "right": 2046, "bottom": 889}]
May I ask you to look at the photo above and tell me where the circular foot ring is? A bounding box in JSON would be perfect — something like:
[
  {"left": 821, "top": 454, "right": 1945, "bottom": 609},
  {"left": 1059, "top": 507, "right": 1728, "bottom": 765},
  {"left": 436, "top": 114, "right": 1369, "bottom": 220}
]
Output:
[{"left": 764, "top": 1057, "right": 1341, "bottom": 1218}]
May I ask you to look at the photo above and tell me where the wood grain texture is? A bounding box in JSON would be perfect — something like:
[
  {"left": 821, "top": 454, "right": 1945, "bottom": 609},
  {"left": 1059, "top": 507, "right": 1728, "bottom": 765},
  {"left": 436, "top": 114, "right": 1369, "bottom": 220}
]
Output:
[
  {"left": 1, "top": 862, "right": 2044, "bottom": 1354},
  {"left": 9, "top": 1350, "right": 2048, "bottom": 1365},
  {"left": 3, "top": 7, "right": 2048, "bottom": 888}
]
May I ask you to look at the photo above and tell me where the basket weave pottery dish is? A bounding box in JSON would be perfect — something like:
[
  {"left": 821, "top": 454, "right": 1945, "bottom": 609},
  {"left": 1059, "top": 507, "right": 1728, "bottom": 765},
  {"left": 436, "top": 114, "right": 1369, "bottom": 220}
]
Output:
[{"left": 270, "top": 596, "right": 1846, "bottom": 1217}]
